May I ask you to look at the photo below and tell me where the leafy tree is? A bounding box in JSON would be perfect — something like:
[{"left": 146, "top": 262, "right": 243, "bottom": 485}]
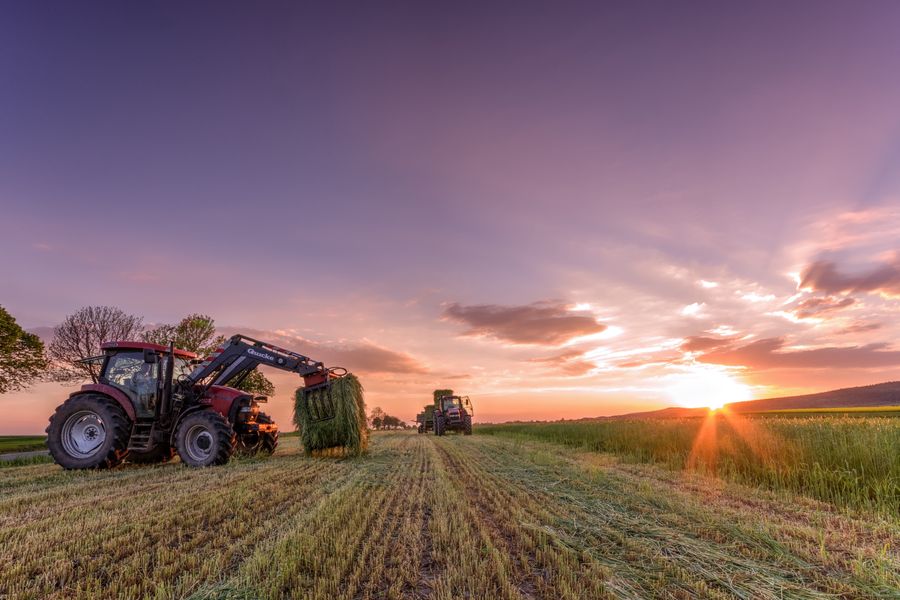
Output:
[
  {"left": 382, "top": 415, "right": 402, "bottom": 429},
  {"left": 0, "top": 306, "right": 48, "bottom": 394},
  {"left": 48, "top": 306, "right": 144, "bottom": 382},
  {"left": 143, "top": 313, "right": 275, "bottom": 396},
  {"left": 142, "top": 313, "right": 221, "bottom": 356},
  {"left": 370, "top": 406, "right": 385, "bottom": 428}
]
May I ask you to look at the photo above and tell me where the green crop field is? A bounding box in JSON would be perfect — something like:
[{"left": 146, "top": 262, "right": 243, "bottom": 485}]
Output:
[
  {"left": 479, "top": 413, "right": 900, "bottom": 515},
  {"left": 1, "top": 429, "right": 898, "bottom": 599},
  {"left": 0, "top": 436, "right": 46, "bottom": 454}
]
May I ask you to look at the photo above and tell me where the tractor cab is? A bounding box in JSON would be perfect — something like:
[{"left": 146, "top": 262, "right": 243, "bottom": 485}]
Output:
[{"left": 94, "top": 342, "right": 197, "bottom": 418}]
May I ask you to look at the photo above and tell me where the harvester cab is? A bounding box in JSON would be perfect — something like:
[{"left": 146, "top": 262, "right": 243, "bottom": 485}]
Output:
[
  {"left": 46, "top": 334, "right": 344, "bottom": 470},
  {"left": 433, "top": 394, "right": 473, "bottom": 436}
]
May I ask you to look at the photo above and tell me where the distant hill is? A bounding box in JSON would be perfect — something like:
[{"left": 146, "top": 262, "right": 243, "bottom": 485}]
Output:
[{"left": 616, "top": 381, "right": 900, "bottom": 419}]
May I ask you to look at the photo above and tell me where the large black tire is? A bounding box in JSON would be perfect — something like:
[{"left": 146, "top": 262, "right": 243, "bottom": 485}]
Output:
[
  {"left": 174, "top": 410, "right": 236, "bottom": 467},
  {"left": 434, "top": 415, "right": 445, "bottom": 437},
  {"left": 236, "top": 412, "right": 278, "bottom": 456},
  {"left": 463, "top": 415, "right": 473, "bottom": 435},
  {"left": 128, "top": 444, "right": 176, "bottom": 464},
  {"left": 46, "top": 393, "right": 131, "bottom": 469}
]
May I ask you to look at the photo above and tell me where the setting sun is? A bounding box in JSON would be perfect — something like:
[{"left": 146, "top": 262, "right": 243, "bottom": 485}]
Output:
[{"left": 668, "top": 365, "right": 753, "bottom": 410}]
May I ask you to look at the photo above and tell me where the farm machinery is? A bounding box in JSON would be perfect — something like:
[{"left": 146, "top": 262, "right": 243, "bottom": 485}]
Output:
[
  {"left": 431, "top": 390, "right": 473, "bottom": 436},
  {"left": 416, "top": 405, "right": 434, "bottom": 433},
  {"left": 46, "top": 334, "right": 341, "bottom": 469}
]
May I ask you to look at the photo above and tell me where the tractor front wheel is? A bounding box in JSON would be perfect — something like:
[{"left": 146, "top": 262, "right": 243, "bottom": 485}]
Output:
[
  {"left": 434, "top": 415, "right": 445, "bottom": 436},
  {"left": 463, "top": 415, "right": 473, "bottom": 435},
  {"left": 175, "top": 410, "right": 236, "bottom": 467},
  {"left": 46, "top": 393, "right": 131, "bottom": 469}
]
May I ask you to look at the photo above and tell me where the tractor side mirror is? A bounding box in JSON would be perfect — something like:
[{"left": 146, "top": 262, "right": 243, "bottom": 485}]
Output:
[{"left": 143, "top": 349, "right": 159, "bottom": 364}]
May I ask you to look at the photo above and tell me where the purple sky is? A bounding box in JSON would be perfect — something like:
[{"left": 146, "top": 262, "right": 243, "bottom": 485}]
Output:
[{"left": 3, "top": 2, "right": 900, "bottom": 432}]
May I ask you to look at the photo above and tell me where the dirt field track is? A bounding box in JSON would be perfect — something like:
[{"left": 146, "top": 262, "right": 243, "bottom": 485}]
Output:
[{"left": 1, "top": 431, "right": 898, "bottom": 599}]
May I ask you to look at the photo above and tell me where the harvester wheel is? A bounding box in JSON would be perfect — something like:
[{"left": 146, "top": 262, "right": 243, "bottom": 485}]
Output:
[
  {"left": 175, "top": 410, "right": 236, "bottom": 467},
  {"left": 46, "top": 393, "right": 131, "bottom": 469},
  {"left": 463, "top": 415, "right": 473, "bottom": 435},
  {"left": 128, "top": 444, "right": 176, "bottom": 464}
]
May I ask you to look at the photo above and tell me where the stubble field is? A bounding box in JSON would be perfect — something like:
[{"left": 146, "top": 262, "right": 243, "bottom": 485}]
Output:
[{"left": 1, "top": 430, "right": 898, "bottom": 599}]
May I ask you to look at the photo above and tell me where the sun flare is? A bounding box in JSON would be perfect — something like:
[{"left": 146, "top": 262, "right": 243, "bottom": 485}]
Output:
[{"left": 668, "top": 366, "right": 753, "bottom": 410}]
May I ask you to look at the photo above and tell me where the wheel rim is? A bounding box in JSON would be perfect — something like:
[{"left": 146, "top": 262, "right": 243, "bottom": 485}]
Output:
[
  {"left": 61, "top": 410, "right": 107, "bottom": 458},
  {"left": 185, "top": 424, "right": 215, "bottom": 463}
]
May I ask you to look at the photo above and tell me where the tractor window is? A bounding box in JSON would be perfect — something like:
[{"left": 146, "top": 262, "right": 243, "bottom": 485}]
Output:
[
  {"left": 104, "top": 352, "right": 151, "bottom": 387},
  {"left": 104, "top": 351, "right": 159, "bottom": 417},
  {"left": 161, "top": 355, "right": 193, "bottom": 382},
  {"left": 443, "top": 397, "right": 461, "bottom": 409}
]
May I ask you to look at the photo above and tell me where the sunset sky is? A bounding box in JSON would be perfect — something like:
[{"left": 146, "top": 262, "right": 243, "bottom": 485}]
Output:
[{"left": 3, "top": 2, "right": 900, "bottom": 433}]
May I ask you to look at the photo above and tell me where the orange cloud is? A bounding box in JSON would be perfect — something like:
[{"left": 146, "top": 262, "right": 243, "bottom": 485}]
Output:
[{"left": 443, "top": 300, "right": 606, "bottom": 346}]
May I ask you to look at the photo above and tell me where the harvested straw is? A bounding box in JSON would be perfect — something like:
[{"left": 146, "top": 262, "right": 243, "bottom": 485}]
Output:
[
  {"left": 293, "top": 374, "right": 368, "bottom": 456},
  {"left": 433, "top": 389, "right": 453, "bottom": 405}
]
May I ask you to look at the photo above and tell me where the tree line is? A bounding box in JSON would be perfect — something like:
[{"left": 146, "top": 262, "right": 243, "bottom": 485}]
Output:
[
  {"left": 368, "top": 406, "right": 409, "bottom": 430},
  {"left": 0, "top": 305, "right": 273, "bottom": 395}
]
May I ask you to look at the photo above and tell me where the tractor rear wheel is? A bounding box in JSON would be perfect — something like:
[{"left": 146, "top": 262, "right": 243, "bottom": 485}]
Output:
[
  {"left": 128, "top": 444, "right": 176, "bottom": 464},
  {"left": 46, "top": 393, "right": 131, "bottom": 469},
  {"left": 175, "top": 410, "right": 236, "bottom": 467},
  {"left": 463, "top": 415, "right": 473, "bottom": 435}
]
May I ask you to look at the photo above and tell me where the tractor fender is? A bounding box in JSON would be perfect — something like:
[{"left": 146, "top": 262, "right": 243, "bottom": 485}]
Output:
[
  {"left": 72, "top": 384, "right": 136, "bottom": 422},
  {"left": 206, "top": 386, "right": 253, "bottom": 424}
]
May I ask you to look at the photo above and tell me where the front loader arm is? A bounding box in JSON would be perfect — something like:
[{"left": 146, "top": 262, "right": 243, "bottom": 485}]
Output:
[{"left": 187, "top": 335, "right": 327, "bottom": 389}]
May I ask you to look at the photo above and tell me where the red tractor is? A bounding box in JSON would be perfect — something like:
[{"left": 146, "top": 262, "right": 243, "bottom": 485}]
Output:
[
  {"left": 433, "top": 394, "right": 473, "bottom": 436},
  {"left": 46, "top": 335, "right": 340, "bottom": 469}
]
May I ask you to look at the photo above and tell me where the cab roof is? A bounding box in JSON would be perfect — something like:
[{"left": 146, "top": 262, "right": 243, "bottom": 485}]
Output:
[{"left": 100, "top": 341, "right": 198, "bottom": 359}]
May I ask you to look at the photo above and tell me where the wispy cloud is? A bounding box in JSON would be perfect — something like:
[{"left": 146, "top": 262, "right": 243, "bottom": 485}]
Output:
[
  {"left": 442, "top": 300, "right": 607, "bottom": 346},
  {"left": 799, "top": 257, "right": 900, "bottom": 297},
  {"left": 791, "top": 296, "right": 856, "bottom": 319},
  {"left": 699, "top": 337, "right": 900, "bottom": 370},
  {"left": 220, "top": 327, "right": 428, "bottom": 374}
]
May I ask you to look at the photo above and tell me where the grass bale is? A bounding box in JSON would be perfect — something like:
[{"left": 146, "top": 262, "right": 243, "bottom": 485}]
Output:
[
  {"left": 293, "top": 373, "right": 368, "bottom": 456},
  {"left": 433, "top": 389, "right": 453, "bottom": 406}
]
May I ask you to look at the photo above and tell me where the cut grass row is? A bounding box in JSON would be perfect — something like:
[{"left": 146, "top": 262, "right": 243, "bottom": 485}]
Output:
[
  {"left": 2, "top": 432, "right": 897, "bottom": 598},
  {"left": 477, "top": 413, "right": 900, "bottom": 516}
]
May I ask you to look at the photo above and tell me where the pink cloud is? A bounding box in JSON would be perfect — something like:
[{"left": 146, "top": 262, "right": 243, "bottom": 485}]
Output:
[
  {"left": 800, "top": 257, "right": 900, "bottom": 296},
  {"left": 220, "top": 327, "right": 427, "bottom": 375},
  {"left": 443, "top": 300, "right": 606, "bottom": 346},
  {"left": 529, "top": 349, "right": 595, "bottom": 375},
  {"left": 791, "top": 295, "right": 855, "bottom": 319}
]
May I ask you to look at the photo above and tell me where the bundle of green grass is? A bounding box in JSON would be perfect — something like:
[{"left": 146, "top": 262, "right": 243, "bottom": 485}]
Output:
[
  {"left": 293, "top": 374, "right": 368, "bottom": 457},
  {"left": 433, "top": 389, "right": 453, "bottom": 405}
]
